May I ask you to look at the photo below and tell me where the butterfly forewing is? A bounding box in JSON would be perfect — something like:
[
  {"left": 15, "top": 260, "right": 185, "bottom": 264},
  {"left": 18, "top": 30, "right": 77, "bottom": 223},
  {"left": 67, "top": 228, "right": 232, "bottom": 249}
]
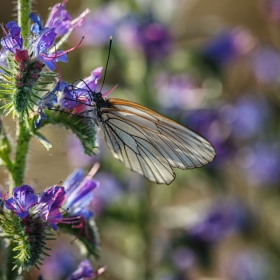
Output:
[{"left": 98, "top": 98, "right": 215, "bottom": 184}]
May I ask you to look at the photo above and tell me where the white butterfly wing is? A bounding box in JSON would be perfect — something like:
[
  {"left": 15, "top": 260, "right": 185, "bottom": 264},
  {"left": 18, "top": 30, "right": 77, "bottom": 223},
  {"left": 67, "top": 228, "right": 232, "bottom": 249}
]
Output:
[{"left": 98, "top": 98, "right": 216, "bottom": 185}]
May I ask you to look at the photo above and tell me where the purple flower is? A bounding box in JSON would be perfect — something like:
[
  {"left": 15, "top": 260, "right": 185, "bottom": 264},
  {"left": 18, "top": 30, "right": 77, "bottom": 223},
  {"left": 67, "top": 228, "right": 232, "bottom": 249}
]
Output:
[
  {"left": 60, "top": 68, "right": 102, "bottom": 110},
  {"left": 4, "top": 185, "right": 38, "bottom": 219},
  {"left": 1, "top": 21, "right": 23, "bottom": 53},
  {"left": 32, "top": 27, "right": 68, "bottom": 71},
  {"left": 45, "top": 0, "right": 90, "bottom": 37},
  {"left": 29, "top": 5, "right": 88, "bottom": 71},
  {"left": 67, "top": 259, "right": 104, "bottom": 280},
  {"left": 60, "top": 67, "right": 116, "bottom": 114},
  {"left": 30, "top": 1, "right": 89, "bottom": 37},
  {"left": 63, "top": 168, "right": 99, "bottom": 219},
  {"left": 34, "top": 186, "right": 66, "bottom": 230},
  {"left": 29, "top": 13, "right": 43, "bottom": 35},
  {"left": 77, "top": 67, "right": 102, "bottom": 92}
]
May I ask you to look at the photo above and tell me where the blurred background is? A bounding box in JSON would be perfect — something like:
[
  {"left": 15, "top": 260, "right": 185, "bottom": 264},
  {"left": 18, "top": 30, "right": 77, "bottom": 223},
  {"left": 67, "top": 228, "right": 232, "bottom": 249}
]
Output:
[{"left": 1, "top": 0, "right": 280, "bottom": 279}]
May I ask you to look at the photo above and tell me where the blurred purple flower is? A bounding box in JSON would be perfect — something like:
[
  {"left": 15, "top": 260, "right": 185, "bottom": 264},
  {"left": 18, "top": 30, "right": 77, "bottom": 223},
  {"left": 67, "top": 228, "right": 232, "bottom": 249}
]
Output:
[
  {"left": 154, "top": 72, "right": 202, "bottom": 110},
  {"left": 72, "top": 7, "right": 171, "bottom": 61},
  {"left": 188, "top": 199, "right": 247, "bottom": 242},
  {"left": 41, "top": 243, "right": 77, "bottom": 280},
  {"left": 220, "top": 93, "right": 270, "bottom": 140},
  {"left": 92, "top": 172, "right": 123, "bottom": 215},
  {"left": 71, "top": 5, "right": 119, "bottom": 46},
  {"left": 172, "top": 247, "right": 196, "bottom": 271},
  {"left": 66, "top": 135, "right": 96, "bottom": 168},
  {"left": 201, "top": 27, "right": 255, "bottom": 68},
  {"left": 224, "top": 249, "right": 269, "bottom": 280},
  {"left": 67, "top": 259, "right": 104, "bottom": 280},
  {"left": 236, "top": 143, "right": 280, "bottom": 187},
  {"left": 137, "top": 21, "right": 171, "bottom": 62},
  {"left": 63, "top": 168, "right": 99, "bottom": 218},
  {"left": 4, "top": 185, "right": 38, "bottom": 219},
  {"left": 250, "top": 46, "right": 280, "bottom": 86},
  {"left": 260, "top": 0, "right": 280, "bottom": 22}
]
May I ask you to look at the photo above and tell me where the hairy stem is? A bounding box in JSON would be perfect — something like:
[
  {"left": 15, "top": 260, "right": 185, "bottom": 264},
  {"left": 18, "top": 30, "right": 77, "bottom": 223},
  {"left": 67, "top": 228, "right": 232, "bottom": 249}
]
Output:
[
  {"left": 17, "top": 0, "right": 31, "bottom": 46},
  {"left": 10, "top": 120, "right": 32, "bottom": 192}
]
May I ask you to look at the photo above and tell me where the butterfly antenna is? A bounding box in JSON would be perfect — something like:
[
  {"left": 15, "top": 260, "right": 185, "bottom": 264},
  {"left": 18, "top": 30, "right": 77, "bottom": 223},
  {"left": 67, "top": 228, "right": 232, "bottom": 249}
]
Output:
[
  {"left": 70, "top": 78, "right": 93, "bottom": 93},
  {"left": 100, "top": 36, "right": 113, "bottom": 92}
]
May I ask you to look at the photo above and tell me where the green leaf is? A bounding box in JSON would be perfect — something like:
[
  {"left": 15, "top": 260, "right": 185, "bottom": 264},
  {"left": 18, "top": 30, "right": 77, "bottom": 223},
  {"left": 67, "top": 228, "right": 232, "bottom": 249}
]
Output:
[{"left": 38, "top": 109, "right": 98, "bottom": 156}]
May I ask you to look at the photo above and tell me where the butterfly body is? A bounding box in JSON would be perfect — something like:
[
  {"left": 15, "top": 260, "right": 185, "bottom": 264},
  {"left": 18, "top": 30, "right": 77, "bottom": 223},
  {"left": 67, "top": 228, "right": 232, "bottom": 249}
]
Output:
[{"left": 89, "top": 94, "right": 216, "bottom": 185}]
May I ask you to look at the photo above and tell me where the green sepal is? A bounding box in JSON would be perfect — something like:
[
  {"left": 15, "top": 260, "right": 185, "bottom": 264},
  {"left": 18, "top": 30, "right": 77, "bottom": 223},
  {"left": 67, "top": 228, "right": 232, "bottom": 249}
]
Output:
[
  {"left": 0, "top": 66, "right": 14, "bottom": 76},
  {"left": 0, "top": 212, "right": 53, "bottom": 273},
  {"left": 41, "top": 72, "right": 59, "bottom": 77},
  {"left": 33, "top": 132, "right": 53, "bottom": 150},
  {"left": 58, "top": 217, "right": 100, "bottom": 259},
  {"left": 35, "top": 109, "right": 98, "bottom": 156}
]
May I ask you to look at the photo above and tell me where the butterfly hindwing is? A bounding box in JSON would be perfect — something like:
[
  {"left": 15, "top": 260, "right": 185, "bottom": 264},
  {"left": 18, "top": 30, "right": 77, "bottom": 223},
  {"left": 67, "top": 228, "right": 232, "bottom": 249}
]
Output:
[{"left": 100, "top": 116, "right": 175, "bottom": 184}]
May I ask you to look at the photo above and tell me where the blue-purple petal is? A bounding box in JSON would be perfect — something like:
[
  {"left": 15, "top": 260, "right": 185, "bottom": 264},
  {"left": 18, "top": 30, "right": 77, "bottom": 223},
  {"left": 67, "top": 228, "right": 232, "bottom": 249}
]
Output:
[
  {"left": 63, "top": 169, "right": 85, "bottom": 193},
  {"left": 65, "top": 179, "right": 98, "bottom": 209}
]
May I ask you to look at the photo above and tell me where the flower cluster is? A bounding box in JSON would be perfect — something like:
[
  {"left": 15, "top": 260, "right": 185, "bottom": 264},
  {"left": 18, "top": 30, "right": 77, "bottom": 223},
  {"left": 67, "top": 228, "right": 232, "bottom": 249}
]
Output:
[
  {"left": 0, "top": 168, "right": 99, "bottom": 272},
  {"left": 0, "top": 1, "right": 89, "bottom": 118}
]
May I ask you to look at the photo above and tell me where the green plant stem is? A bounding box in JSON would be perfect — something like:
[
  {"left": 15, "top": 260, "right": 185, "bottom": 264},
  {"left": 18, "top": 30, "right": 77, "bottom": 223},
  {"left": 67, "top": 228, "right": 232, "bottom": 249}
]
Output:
[
  {"left": 17, "top": 0, "right": 31, "bottom": 46},
  {"left": 10, "top": 120, "right": 32, "bottom": 193}
]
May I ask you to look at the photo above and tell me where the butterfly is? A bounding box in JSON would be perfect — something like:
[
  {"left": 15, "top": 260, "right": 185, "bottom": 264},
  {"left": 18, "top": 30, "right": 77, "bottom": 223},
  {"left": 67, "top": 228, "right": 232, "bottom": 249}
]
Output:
[{"left": 82, "top": 91, "right": 216, "bottom": 185}]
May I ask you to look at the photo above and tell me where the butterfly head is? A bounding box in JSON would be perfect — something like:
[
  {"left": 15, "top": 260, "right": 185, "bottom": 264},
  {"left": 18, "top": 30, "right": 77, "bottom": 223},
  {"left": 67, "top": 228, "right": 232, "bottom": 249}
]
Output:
[{"left": 90, "top": 91, "right": 103, "bottom": 103}]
